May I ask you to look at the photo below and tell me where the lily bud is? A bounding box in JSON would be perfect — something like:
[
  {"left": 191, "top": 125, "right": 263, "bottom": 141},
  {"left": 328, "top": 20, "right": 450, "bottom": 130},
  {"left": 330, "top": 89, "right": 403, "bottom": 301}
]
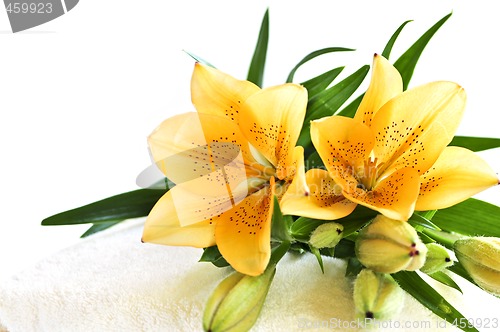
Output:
[
  {"left": 309, "top": 222, "right": 344, "bottom": 249},
  {"left": 355, "top": 215, "right": 427, "bottom": 273},
  {"left": 453, "top": 237, "right": 500, "bottom": 297},
  {"left": 420, "top": 243, "right": 453, "bottom": 274},
  {"left": 203, "top": 266, "right": 276, "bottom": 332},
  {"left": 353, "top": 269, "right": 404, "bottom": 320}
]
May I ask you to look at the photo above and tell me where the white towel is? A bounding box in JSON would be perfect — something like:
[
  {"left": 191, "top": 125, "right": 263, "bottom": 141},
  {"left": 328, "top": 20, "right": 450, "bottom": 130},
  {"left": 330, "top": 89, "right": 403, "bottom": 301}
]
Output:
[{"left": 0, "top": 219, "right": 498, "bottom": 332}]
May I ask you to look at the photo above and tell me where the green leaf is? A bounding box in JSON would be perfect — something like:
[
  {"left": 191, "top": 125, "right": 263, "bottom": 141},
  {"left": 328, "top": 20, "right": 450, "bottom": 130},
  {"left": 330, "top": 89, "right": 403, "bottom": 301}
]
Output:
[
  {"left": 247, "top": 9, "right": 269, "bottom": 87},
  {"left": 450, "top": 136, "right": 500, "bottom": 152},
  {"left": 307, "top": 65, "right": 370, "bottom": 121},
  {"left": 271, "top": 196, "right": 293, "bottom": 242},
  {"left": 393, "top": 271, "right": 478, "bottom": 332},
  {"left": 200, "top": 246, "right": 230, "bottom": 268},
  {"left": 432, "top": 198, "right": 500, "bottom": 237},
  {"left": 309, "top": 245, "right": 324, "bottom": 274},
  {"left": 297, "top": 65, "right": 369, "bottom": 148},
  {"left": 427, "top": 271, "right": 463, "bottom": 294},
  {"left": 42, "top": 189, "right": 167, "bottom": 225},
  {"left": 408, "top": 213, "right": 441, "bottom": 231},
  {"left": 335, "top": 93, "right": 364, "bottom": 118},
  {"left": 393, "top": 13, "right": 452, "bottom": 90},
  {"left": 381, "top": 20, "right": 413, "bottom": 59},
  {"left": 290, "top": 206, "right": 375, "bottom": 242},
  {"left": 286, "top": 47, "right": 354, "bottom": 83},
  {"left": 290, "top": 217, "right": 325, "bottom": 242},
  {"left": 80, "top": 221, "right": 122, "bottom": 238},
  {"left": 300, "top": 67, "right": 344, "bottom": 99},
  {"left": 270, "top": 241, "right": 291, "bottom": 265},
  {"left": 183, "top": 50, "right": 215, "bottom": 67}
]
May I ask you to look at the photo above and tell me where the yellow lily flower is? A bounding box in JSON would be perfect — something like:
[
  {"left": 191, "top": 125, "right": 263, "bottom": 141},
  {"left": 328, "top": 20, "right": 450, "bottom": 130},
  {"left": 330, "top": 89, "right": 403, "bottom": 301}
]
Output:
[
  {"left": 289, "top": 54, "right": 498, "bottom": 221},
  {"left": 142, "top": 63, "right": 307, "bottom": 276}
]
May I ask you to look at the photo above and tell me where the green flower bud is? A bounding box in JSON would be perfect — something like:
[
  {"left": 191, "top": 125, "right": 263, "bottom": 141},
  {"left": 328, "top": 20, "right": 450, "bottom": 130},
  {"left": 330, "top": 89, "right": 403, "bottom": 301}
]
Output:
[
  {"left": 355, "top": 215, "right": 427, "bottom": 273},
  {"left": 420, "top": 243, "right": 453, "bottom": 274},
  {"left": 353, "top": 269, "right": 404, "bottom": 320},
  {"left": 309, "top": 222, "right": 344, "bottom": 249},
  {"left": 454, "top": 237, "right": 500, "bottom": 297},
  {"left": 203, "top": 266, "right": 276, "bottom": 332}
]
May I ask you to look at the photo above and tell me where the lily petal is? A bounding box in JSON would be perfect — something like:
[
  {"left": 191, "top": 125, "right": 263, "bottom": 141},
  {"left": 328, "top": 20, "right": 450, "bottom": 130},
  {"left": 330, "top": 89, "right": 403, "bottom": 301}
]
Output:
[
  {"left": 142, "top": 191, "right": 216, "bottom": 248},
  {"left": 191, "top": 63, "right": 260, "bottom": 125},
  {"left": 239, "top": 84, "right": 308, "bottom": 179},
  {"left": 281, "top": 168, "right": 357, "bottom": 220},
  {"left": 214, "top": 178, "right": 275, "bottom": 276},
  {"left": 311, "top": 116, "right": 375, "bottom": 188},
  {"left": 148, "top": 112, "right": 256, "bottom": 190},
  {"left": 345, "top": 167, "right": 420, "bottom": 221},
  {"left": 416, "top": 146, "right": 499, "bottom": 210},
  {"left": 354, "top": 54, "right": 403, "bottom": 126},
  {"left": 372, "top": 81, "right": 466, "bottom": 177}
]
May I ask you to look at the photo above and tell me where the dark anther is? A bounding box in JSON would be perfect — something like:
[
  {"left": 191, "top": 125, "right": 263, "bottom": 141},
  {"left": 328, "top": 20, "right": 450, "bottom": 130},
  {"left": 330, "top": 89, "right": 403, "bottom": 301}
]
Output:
[
  {"left": 356, "top": 183, "right": 365, "bottom": 189},
  {"left": 365, "top": 311, "right": 374, "bottom": 319},
  {"left": 445, "top": 257, "right": 451, "bottom": 262}
]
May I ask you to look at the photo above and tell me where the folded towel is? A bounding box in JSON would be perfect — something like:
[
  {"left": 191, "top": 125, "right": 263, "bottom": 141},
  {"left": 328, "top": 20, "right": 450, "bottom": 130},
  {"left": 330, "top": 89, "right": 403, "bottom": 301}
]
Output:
[{"left": 0, "top": 219, "right": 497, "bottom": 332}]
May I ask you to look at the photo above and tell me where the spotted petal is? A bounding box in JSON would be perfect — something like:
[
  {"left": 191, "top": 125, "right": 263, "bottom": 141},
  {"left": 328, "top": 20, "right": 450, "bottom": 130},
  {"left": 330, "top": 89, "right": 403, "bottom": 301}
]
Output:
[
  {"left": 354, "top": 54, "right": 403, "bottom": 126},
  {"left": 148, "top": 112, "right": 258, "bottom": 191},
  {"left": 214, "top": 178, "right": 275, "bottom": 276},
  {"left": 345, "top": 167, "right": 420, "bottom": 221},
  {"left": 372, "top": 81, "right": 466, "bottom": 177},
  {"left": 239, "top": 84, "right": 308, "bottom": 179},
  {"left": 281, "top": 168, "right": 357, "bottom": 220},
  {"left": 191, "top": 63, "right": 260, "bottom": 125},
  {"left": 311, "top": 116, "right": 375, "bottom": 189},
  {"left": 416, "top": 146, "right": 499, "bottom": 210},
  {"left": 142, "top": 191, "right": 216, "bottom": 248}
]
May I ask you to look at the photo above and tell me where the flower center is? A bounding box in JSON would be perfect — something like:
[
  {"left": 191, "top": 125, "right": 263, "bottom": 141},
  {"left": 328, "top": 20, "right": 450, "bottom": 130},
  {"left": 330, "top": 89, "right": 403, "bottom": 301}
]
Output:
[{"left": 357, "top": 157, "right": 384, "bottom": 191}]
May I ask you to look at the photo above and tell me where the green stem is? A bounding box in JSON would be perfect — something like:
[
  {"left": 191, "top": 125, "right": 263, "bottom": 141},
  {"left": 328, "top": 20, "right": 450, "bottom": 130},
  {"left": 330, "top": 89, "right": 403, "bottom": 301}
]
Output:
[{"left": 422, "top": 229, "right": 463, "bottom": 249}]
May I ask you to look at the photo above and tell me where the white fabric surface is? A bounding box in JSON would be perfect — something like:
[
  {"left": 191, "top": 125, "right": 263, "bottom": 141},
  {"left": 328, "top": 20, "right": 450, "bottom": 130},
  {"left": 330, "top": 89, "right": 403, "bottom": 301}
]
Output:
[{"left": 0, "top": 219, "right": 498, "bottom": 332}]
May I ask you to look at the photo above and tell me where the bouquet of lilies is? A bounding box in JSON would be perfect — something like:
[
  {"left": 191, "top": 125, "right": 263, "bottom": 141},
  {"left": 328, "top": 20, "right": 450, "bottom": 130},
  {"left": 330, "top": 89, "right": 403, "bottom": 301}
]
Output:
[{"left": 44, "top": 10, "right": 499, "bottom": 332}]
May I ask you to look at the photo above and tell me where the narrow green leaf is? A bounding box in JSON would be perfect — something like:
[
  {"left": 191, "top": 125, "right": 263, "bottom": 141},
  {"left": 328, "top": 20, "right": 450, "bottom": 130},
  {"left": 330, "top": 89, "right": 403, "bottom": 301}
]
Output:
[
  {"left": 200, "top": 246, "right": 230, "bottom": 268},
  {"left": 432, "top": 198, "right": 500, "bottom": 237},
  {"left": 393, "top": 271, "right": 478, "bottom": 332},
  {"left": 80, "top": 221, "right": 122, "bottom": 238},
  {"left": 290, "top": 217, "right": 325, "bottom": 242},
  {"left": 300, "top": 67, "right": 344, "bottom": 99},
  {"left": 183, "top": 50, "right": 215, "bottom": 67},
  {"left": 271, "top": 196, "right": 293, "bottom": 242},
  {"left": 307, "top": 65, "right": 370, "bottom": 121},
  {"left": 297, "top": 65, "right": 369, "bottom": 148},
  {"left": 382, "top": 20, "right": 413, "bottom": 59},
  {"left": 335, "top": 93, "right": 364, "bottom": 118},
  {"left": 309, "top": 245, "right": 325, "bottom": 273},
  {"left": 42, "top": 189, "right": 167, "bottom": 225},
  {"left": 270, "top": 241, "right": 291, "bottom": 264},
  {"left": 247, "top": 9, "right": 269, "bottom": 87},
  {"left": 337, "top": 206, "right": 376, "bottom": 236},
  {"left": 393, "top": 13, "right": 452, "bottom": 90},
  {"left": 290, "top": 206, "right": 375, "bottom": 242},
  {"left": 286, "top": 47, "right": 354, "bottom": 83},
  {"left": 427, "top": 271, "right": 463, "bottom": 294},
  {"left": 408, "top": 213, "right": 442, "bottom": 231},
  {"left": 450, "top": 136, "right": 500, "bottom": 152}
]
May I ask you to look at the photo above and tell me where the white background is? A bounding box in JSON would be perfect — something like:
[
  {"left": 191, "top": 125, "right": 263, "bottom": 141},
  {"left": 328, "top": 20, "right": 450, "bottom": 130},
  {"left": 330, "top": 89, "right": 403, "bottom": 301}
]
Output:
[{"left": 0, "top": 0, "right": 498, "bottom": 307}]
